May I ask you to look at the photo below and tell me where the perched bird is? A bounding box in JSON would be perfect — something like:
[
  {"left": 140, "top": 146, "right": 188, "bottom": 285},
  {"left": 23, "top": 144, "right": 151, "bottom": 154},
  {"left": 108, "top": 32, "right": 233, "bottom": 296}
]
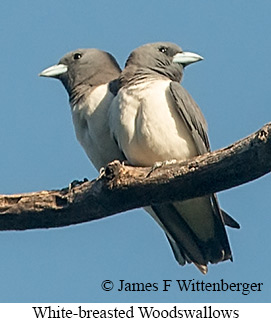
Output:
[
  {"left": 39, "top": 48, "right": 124, "bottom": 169},
  {"left": 109, "top": 42, "right": 239, "bottom": 274},
  {"left": 39, "top": 46, "right": 238, "bottom": 274}
]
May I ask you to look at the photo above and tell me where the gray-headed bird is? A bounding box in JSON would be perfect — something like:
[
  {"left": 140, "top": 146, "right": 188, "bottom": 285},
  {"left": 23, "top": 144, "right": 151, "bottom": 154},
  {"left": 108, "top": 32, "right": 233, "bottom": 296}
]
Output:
[
  {"left": 109, "top": 42, "right": 239, "bottom": 274},
  {"left": 39, "top": 49, "right": 124, "bottom": 169}
]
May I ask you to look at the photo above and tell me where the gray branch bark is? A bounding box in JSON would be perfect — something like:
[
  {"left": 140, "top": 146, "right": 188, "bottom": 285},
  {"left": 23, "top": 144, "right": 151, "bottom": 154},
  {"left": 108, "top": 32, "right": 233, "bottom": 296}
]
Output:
[{"left": 1, "top": 123, "right": 271, "bottom": 231}]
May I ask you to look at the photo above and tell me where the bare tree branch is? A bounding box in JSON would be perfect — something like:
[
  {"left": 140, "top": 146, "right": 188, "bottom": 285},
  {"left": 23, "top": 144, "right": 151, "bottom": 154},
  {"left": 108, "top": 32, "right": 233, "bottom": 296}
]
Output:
[{"left": 1, "top": 122, "right": 271, "bottom": 231}]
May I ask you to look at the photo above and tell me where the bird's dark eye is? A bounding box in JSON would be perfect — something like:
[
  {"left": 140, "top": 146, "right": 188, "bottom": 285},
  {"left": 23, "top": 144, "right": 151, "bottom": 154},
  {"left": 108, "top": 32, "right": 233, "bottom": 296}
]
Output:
[
  {"left": 73, "top": 53, "right": 82, "bottom": 60},
  {"left": 159, "top": 47, "right": 168, "bottom": 54}
]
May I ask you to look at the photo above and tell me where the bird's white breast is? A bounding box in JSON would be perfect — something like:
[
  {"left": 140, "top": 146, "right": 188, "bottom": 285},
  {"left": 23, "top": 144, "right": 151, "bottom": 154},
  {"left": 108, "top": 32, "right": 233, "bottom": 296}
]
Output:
[
  {"left": 71, "top": 83, "right": 124, "bottom": 170},
  {"left": 109, "top": 79, "right": 197, "bottom": 166}
]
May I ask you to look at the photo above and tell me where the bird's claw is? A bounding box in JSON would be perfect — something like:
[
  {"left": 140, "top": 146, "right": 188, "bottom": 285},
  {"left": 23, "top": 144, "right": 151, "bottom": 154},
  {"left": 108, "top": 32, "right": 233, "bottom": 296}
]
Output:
[
  {"left": 97, "top": 167, "right": 105, "bottom": 179},
  {"left": 146, "top": 159, "right": 177, "bottom": 177}
]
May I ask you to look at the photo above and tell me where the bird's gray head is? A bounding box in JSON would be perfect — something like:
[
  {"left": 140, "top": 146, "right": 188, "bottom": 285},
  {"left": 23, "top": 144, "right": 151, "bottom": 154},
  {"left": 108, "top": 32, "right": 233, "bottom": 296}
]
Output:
[
  {"left": 39, "top": 49, "right": 121, "bottom": 96},
  {"left": 122, "top": 42, "right": 203, "bottom": 84}
]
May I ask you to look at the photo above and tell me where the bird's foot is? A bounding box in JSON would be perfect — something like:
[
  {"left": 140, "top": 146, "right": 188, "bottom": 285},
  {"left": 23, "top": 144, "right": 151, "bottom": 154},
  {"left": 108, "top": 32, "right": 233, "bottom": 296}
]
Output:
[
  {"left": 147, "top": 159, "right": 177, "bottom": 177},
  {"left": 97, "top": 160, "right": 130, "bottom": 180},
  {"left": 121, "top": 160, "right": 131, "bottom": 166},
  {"left": 97, "top": 167, "right": 105, "bottom": 180}
]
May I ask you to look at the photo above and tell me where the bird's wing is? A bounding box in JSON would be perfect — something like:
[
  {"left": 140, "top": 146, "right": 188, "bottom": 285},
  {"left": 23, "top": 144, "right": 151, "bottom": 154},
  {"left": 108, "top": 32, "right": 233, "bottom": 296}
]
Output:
[
  {"left": 169, "top": 81, "right": 240, "bottom": 229},
  {"left": 169, "top": 81, "right": 210, "bottom": 154},
  {"left": 141, "top": 82, "right": 236, "bottom": 273}
]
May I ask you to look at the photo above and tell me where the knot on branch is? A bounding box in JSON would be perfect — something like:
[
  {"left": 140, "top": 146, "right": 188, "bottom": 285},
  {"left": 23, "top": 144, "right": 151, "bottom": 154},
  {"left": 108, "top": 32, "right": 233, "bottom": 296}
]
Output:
[
  {"left": 103, "top": 160, "right": 123, "bottom": 180},
  {"left": 258, "top": 128, "right": 268, "bottom": 143}
]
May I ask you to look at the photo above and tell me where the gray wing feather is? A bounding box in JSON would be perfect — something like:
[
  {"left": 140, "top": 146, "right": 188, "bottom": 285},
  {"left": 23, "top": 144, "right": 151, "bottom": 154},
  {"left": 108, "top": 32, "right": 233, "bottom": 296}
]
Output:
[
  {"left": 169, "top": 81, "right": 210, "bottom": 154},
  {"left": 169, "top": 81, "right": 240, "bottom": 230}
]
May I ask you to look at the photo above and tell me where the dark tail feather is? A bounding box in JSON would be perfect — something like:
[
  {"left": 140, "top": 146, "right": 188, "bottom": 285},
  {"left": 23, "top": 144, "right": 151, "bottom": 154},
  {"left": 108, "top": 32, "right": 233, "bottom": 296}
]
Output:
[
  {"left": 151, "top": 202, "right": 208, "bottom": 266},
  {"left": 221, "top": 209, "right": 240, "bottom": 229},
  {"left": 212, "top": 193, "right": 240, "bottom": 229},
  {"left": 165, "top": 234, "right": 208, "bottom": 274},
  {"left": 151, "top": 196, "right": 232, "bottom": 274}
]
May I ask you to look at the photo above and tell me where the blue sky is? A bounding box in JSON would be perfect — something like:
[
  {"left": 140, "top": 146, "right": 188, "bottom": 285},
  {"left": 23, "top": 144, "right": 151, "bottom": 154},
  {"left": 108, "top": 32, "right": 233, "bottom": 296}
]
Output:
[{"left": 0, "top": 0, "right": 270, "bottom": 302}]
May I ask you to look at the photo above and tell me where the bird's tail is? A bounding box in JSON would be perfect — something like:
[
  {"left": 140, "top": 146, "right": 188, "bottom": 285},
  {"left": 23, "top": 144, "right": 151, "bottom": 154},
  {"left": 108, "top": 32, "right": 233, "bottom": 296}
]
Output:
[{"left": 146, "top": 195, "right": 234, "bottom": 274}]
